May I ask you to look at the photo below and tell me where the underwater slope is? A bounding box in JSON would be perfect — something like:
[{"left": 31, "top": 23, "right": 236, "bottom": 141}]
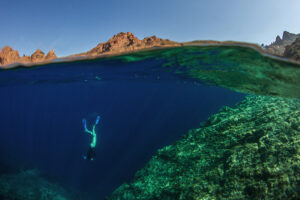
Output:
[
  {"left": 109, "top": 95, "right": 300, "bottom": 200},
  {"left": 0, "top": 169, "right": 74, "bottom": 200}
]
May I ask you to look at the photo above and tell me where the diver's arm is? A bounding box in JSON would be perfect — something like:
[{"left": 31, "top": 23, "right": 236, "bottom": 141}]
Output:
[
  {"left": 82, "top": 118, "right": 93, "bottom": 135},
  {"left": 85, "top": 128, "right": 93, "bottom": 135}
]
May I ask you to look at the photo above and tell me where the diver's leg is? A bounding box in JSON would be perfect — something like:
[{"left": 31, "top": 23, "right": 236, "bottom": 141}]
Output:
[
  {"left": 82, "top": 118, "right": 87, "bottom": 130},
  {"left": 82, "top": 118, "right": 93, "bottom": 135}
]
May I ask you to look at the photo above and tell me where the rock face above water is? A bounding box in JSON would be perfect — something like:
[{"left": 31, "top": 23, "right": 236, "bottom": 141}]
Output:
[
  {"left": 0, "top": 46, "right": 20, "bottom": 65},
  {"left": 0, "top": 32, "right": 176, "bottom": 66},
  {"left": 81, "top": 32, "right": 179, "bottom": 57},
  {"left": 109, "top": 95, "right": 300, "bottom": 200},
  {"left": 45, "top": 49, "right": 57, "bottom": 60},
  {"left": 0, "top": 46, "right": 57, "bottom": 66},
  {"left": 31, "top": 49, "right": 45, "bottom": 62},
  {"left": 283, "top": 37, "right": 300, "bottom": 61},
  {"left": 265, "top": 31, "right": 300, "bottom": 56}
]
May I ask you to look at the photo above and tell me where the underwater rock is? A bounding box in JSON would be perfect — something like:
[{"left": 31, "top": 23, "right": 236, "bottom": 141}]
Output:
[
  {"left": 109, "top": 95, "right": 300, "bottom": 200},
  {"left": 284, "top": 37, "right": 300, "bottom": 61},
  {"left": 0, "top": 169, "right": 70, "bottom": 200}
]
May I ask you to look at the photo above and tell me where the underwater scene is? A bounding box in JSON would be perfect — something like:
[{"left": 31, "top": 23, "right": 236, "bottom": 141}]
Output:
[{"left": 0, "top": 45, "right": 300, "bottom": 200}]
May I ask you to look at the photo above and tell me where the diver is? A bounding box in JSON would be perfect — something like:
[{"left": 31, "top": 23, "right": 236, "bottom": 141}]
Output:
[{"left": 82, "top": 115, "right": 100, "bottom": 161}]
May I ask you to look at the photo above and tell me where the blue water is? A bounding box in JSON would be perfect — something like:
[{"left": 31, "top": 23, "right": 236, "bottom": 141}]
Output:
[{"left": 0, "top": 58, "right": 245, "bottom": 199}]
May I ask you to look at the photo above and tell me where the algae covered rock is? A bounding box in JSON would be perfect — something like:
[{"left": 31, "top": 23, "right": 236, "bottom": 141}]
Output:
[
  {"left": 109, "top": 95, "right": 300, "bottom": 200},
  {"left": 0, "top": 169, "right": 70, "bottom": 200}
]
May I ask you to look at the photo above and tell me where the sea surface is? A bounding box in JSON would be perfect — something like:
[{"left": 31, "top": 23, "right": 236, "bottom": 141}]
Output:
[{"left": 0, "top": 45, "right": 299, "bottom": 200}]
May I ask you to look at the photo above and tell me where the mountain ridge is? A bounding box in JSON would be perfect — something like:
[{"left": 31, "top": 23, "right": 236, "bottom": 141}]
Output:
[
  {"left": 264, "top": 31, "right": 300, "bottom": 56},
  {"left": 1, "top": 31, "right": 300, "bottom": 67}
]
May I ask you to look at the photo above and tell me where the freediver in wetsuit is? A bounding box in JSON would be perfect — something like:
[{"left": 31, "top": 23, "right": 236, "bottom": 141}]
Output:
[{"left": 82, "top": 115, "right": 100, "bottom": 161}]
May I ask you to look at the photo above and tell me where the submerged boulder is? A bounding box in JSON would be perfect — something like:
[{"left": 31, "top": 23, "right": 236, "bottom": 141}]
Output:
[{"left": 109, "top": 95, "right": 300, "bottom": 200}]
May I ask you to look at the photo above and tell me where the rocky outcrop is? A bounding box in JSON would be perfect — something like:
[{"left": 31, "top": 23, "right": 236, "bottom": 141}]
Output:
[
  {"left": 45, "top": 50, "right": 57, "bottom": 60},
  {"left": 265, "top": 31, "right": 300, "bottom": 56},
  {"left": 0, "top": 46, "right": 20, "bottom": 65},
  {"left": 109, "top": 95, "right": 300, "bottom": 200},
  {"left": 283, "top": 37, "right": 300, "bottom": 61},
  {"left": 0, "top": 46, "right": 57, "bottom": 66},
  {"left": 31, "top": 49, "right": 45, "bottom": 62},
  {"left": 0, "top": 32, "right": 177, "bottom": 66},
  {"left": 82, "top": 32, "right": 179, "bottom": 57}
]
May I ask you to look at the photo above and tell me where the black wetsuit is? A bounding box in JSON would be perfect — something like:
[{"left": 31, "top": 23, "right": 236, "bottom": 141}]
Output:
[{"left": 86, "top": 146, "right": 96, "bottom": 160}]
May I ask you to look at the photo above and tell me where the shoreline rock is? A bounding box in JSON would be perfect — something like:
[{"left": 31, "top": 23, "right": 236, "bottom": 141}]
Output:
[
  {"left": 283, "top": 37, "right": 300, "bottom": 61},
  {"left": 265, "top": 31, "right": 300, "bottom": 56},
  {"left": 0, "top": 47, "right": 57, "bottom": 66},
  {"left": 73, "top": 32, "right": 179, "bottom": 57},
  {"left": 2, "top": 31, "right": 300, "bottom": 67}
]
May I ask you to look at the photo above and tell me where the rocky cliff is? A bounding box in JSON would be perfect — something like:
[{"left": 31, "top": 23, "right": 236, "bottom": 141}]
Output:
[
  {"left": 0, "top": 47, "right": 57, "bottom": 66},
  {"left": 2, "top": 31, "right": 300, "bottom": 67},
  {"left": 77, "top": 32, "right": 179, "bottom": 57},
  {"left": 0, "top": 46, "right": 20, "bottom": 65},
  {"left": 0, "top": 32, "right": 177, "bottom": 66},
  {"left": 283, "top": 37, "right": 300, "bottom": 61},
  {"left": 265, "top": 31, "right": 300, "bottom": 56}
]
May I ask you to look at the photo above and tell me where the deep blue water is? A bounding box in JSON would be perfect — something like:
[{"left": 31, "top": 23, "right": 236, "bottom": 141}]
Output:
[{"left": 0, "top": 58, "right": 245, "bottom": 199}]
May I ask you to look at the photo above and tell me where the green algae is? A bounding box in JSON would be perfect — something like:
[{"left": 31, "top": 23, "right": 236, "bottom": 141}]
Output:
[
  {"left": 112, "top": 45, "right": 300, "bottom": 99},
  {"left": 109, "top": 95, "right": 300, "bottom": 200}
]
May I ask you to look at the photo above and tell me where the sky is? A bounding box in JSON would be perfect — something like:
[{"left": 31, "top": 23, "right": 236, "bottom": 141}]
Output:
[{"left": 1, "top": 0, "right": 300, "bottom": 57}]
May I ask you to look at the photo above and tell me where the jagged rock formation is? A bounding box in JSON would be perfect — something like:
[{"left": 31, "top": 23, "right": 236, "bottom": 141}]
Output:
[
  {"left": 265, "top": 31, "right": 300, "bottom": 56},
  {"left": 0, "top": 32, "right": 176, "bottom": 66},
  {"left": 80, "top": 32, "right": 179, "bottom": 57},
  {"left": 0, "top": 46, "right": 57, "bottom": 66},
  {"left": 109, "top": 95, "right": 300, "bottom": 200},
  {"left": 2, "top": 31, "right": 300, "bottom": 66},
  {"left": 283, "top": 37, "right": 300, "bottom": 61},
  {"left": 45, "top": 49, "right": 57, "bottom": 60},
  {"left": 0, "top": 46, "right": 20, "bottom": 65},
  {"left": 31, "top": 49, "right": 45, "bottom": 62}
]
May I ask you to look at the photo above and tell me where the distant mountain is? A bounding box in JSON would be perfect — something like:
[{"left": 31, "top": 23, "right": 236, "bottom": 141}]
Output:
[
  {"left": 283, "top": 38, "right": 300, "bottom": 61},
  {"left": 0, "top": 47, "right": 57, "bottom": 66},
  {"left": 72, "top": 32, "right": 179, "bottom": 57},
  {"left": 0, "top": 32, "right": 178, "bottom": 66},
  {"left": 2, "top": 31, "right": 300, "bottom": 67},
  {"left": 265, "top": 31, "right": 300, "bottom": 56}
]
